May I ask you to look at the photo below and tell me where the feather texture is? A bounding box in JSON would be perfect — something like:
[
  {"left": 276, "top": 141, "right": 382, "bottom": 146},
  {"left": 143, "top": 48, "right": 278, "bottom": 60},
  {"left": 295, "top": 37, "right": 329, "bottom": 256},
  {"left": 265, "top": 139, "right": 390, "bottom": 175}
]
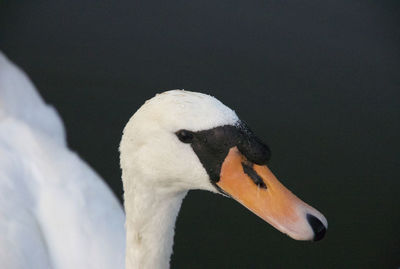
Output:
[{"left": 0, "top": 52, "right": 125, "bottom": 269}]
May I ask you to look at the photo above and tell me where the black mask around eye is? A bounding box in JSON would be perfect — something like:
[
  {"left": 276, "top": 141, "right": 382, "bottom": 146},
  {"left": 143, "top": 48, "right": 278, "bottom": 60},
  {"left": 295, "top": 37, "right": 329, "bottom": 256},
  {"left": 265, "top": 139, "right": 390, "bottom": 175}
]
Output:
[{"left": 175, "top": 121, "right": 271, "bottom": 185}]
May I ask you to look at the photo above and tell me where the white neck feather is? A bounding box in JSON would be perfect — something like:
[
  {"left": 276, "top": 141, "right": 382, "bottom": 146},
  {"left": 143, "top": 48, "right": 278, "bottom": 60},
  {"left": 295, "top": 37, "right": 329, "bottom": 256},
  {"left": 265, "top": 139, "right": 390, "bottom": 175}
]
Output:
[
  {"left": 123, "top": 173, "right": 187, "bottom": 269},
  {"left": 120, "top": 90, "right": 239, "bottom": 268}
]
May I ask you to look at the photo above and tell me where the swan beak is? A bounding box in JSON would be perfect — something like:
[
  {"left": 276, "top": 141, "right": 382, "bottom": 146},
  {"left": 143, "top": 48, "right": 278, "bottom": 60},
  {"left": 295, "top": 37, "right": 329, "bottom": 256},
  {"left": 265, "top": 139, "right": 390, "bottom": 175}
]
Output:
[{"left": 217, "top": 147, "right": 327, "bottom": 241}]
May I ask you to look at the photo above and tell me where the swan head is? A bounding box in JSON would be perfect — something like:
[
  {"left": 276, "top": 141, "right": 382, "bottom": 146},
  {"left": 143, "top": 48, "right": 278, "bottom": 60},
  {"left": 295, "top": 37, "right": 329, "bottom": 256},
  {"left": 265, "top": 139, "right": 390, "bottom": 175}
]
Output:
[{"left": 120, "top": 90, "right": 327, "bottom": 241}]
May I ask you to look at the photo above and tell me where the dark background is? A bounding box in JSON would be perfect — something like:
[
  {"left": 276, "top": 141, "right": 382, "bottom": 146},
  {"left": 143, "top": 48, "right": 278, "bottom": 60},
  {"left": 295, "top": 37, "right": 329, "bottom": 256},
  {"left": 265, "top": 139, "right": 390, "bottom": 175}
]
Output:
[{"left": 1, "top": 0, "right": 399, "bottom": 268}]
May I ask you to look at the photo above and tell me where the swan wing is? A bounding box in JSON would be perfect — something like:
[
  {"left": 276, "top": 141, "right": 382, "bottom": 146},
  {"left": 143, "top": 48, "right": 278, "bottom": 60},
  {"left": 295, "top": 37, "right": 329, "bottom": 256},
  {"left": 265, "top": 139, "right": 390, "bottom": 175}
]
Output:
[{"left": 0, "top": 52, "right": 125, "bottom": 269}]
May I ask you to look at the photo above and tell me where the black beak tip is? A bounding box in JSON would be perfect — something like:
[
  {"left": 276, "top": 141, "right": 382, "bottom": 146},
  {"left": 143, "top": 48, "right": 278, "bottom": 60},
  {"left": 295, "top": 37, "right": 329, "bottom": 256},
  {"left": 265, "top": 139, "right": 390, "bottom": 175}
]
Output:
[{"left": 306, "top": 214, "right": 327, "bottom": 241}]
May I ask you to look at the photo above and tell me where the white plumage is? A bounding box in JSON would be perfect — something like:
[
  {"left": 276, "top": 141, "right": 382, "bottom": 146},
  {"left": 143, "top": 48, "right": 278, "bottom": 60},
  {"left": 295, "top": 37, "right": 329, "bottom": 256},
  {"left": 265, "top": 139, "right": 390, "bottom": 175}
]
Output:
[
  {"left": 0, "top": 52, "right": 125, "bottom": 269},
  {"left": 120, "top": 90, "right": 241, "bottom": 269},
  {"left": 0, "top": 51, "right": 327, "bottom": 269}
]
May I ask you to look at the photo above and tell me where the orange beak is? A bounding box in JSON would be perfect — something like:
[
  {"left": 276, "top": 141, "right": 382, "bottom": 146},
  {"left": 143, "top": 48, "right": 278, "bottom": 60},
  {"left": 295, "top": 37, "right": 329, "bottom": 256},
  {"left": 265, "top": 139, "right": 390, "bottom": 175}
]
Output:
[{"left": 217, "top": 147, "right": 327, "bottom": 241}]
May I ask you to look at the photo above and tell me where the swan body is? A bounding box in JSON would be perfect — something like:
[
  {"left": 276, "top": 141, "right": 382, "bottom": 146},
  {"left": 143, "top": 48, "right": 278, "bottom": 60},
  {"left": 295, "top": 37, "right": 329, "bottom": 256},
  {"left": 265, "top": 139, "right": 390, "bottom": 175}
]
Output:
[
  {"left": 0, "top": 52, "right": 125, "bottom": 269},
  {"left": 0, "top": 51, "right": 327, "bottom": 269}
]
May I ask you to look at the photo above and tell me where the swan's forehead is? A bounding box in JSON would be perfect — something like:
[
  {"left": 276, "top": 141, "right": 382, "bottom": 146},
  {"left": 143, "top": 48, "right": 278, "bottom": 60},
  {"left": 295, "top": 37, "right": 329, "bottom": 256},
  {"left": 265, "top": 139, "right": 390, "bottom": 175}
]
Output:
[{"left": 144, "top": 90, "right": 239, "bottom": 131}]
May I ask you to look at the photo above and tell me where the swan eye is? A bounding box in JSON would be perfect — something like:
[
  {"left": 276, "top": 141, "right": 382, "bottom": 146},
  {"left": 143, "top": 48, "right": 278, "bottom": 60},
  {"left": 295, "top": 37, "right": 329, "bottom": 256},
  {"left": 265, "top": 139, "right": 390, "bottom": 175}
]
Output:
[{"left": 176, "top": 130, "right": 194, "bottom": 143}]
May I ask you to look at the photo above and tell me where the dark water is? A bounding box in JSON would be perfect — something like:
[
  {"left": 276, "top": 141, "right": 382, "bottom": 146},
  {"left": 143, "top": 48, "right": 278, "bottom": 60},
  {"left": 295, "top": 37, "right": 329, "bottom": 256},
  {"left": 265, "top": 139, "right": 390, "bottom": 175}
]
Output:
[{"left": 1, "top": 0, "right": 399, "bottom": 268}]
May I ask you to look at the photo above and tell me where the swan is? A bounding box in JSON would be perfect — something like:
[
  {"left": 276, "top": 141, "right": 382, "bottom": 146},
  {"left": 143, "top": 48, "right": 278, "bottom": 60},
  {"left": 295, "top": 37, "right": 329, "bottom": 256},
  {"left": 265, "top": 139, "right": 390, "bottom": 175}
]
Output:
[{"left": 0, "top": 51, "right": 327, "bottom": 269}]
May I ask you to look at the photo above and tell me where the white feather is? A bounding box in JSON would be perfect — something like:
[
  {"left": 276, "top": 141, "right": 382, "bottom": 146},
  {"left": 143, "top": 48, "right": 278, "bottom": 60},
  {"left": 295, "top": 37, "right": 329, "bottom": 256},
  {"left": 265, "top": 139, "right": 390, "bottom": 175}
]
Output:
[
  {"left": 0, "top": 51, "right": 325, "bottom": 269},
  {"left": 0, "top": 52, "right": 125, "bottom": 269},
  {"left": 120, "top": 90, "right": 240, "bottom": 269}
]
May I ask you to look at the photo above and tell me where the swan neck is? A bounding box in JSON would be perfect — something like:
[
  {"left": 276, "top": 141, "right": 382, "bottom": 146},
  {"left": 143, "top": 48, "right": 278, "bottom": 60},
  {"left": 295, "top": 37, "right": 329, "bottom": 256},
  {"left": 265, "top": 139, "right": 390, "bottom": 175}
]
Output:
[{"left": 124, "top": 182, "right": 187, "bottom": 269}]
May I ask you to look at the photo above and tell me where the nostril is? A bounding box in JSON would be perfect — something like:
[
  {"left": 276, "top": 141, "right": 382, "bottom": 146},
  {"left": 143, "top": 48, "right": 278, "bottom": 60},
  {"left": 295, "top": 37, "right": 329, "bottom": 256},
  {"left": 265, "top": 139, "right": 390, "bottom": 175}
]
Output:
[{"left": 306, "top": 214, "right": 327, "bottom": 241}]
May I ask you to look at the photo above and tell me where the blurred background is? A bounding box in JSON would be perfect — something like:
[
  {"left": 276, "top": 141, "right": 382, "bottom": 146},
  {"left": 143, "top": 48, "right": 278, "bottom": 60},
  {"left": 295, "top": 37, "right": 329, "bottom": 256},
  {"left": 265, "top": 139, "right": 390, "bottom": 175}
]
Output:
[{"left": 1, "top": 0, "right": 399, "bottom": 268}]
